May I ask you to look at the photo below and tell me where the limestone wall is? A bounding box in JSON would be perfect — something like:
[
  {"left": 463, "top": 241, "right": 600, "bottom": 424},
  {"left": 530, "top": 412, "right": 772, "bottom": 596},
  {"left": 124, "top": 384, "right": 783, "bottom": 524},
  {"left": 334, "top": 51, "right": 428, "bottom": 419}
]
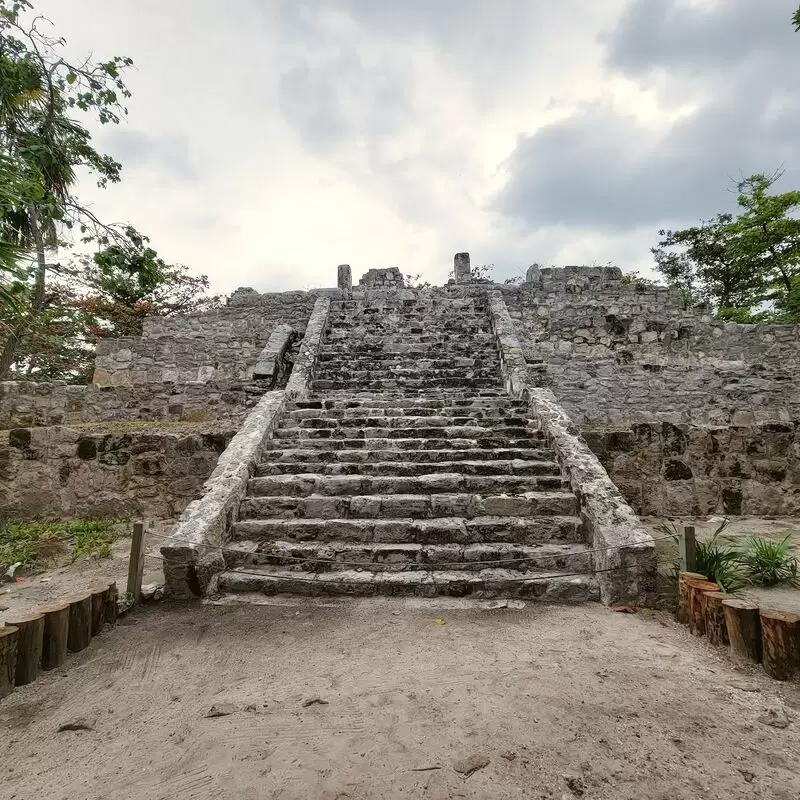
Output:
[
  {"left": 93, "top": 291, "right": 318, "bottom": 387},
  {"left": 0, "top": 380, "right": 261, "bottom": 429},
  {"left": 584, "top": 421, "right": 800, "bottom": 517},
  {"left": 0, "top": 425, "right": 234, "bottom": 519},
  {"left": 502, "top": 268, "right": 800, "bottom": 426}
]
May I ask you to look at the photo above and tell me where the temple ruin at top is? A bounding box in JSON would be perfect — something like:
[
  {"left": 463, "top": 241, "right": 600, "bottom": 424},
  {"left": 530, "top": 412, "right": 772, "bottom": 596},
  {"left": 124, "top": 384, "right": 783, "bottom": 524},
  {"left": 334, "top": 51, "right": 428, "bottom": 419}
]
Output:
[{"left": 2, "top": 253, "right": 798, "bottom": 606}]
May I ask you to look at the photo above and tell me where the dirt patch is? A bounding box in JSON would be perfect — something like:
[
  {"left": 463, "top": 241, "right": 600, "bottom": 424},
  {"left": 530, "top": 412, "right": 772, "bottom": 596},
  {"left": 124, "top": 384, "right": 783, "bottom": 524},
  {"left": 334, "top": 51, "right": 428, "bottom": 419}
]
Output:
[
  {"left": 0, "top": 522, "right": 169, "bottom": 618},
  {"left": 2, "top": 598, "right": 800, "bottom": 799}
]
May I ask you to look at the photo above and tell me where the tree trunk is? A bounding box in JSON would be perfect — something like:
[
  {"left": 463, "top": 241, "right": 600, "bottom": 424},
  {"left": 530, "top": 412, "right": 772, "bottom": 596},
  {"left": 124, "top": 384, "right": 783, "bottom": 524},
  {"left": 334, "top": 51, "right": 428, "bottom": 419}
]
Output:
[
  {"left": 0, "top": 626, "right": 18, "bottom": 699},
  {"left": 760, "top": 610, "right": 800, "bottom": 681},
  {"left": 702, "top": 591, "right": 729, "bottom": 646},
  {"left": 4, "top": 612, "right": 44, "bottom": 686},
  {"left": 90, "top": 586, "right": 108, "bottom": 636},
  {"left": 41, "top": 603, "right": 70, "bottom": 671},
  {"left": 0, "top": 203, "right": 48, "bottom": 380},
  {"left": 67, "top": 594, "right": 92, "bottom": 653},
  {"left": 688, "top": 579, "right": 719, "bottom": 636},
  {"left": 677, "top": 572, "right": 707, "bottom": 624},
  {"left": 723, "top": 598, "right": 762, "bottom": 663}
]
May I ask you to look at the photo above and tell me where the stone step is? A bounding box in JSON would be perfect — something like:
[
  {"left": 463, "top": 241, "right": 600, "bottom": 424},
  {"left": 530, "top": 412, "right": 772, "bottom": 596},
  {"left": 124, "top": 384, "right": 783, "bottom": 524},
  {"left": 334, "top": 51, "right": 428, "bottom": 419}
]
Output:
[
  {"left": 263, "top": 447, "right": 553, "bottom": 464},
  {"left": 287, "top": 415, "right": 528, "bottom": 428},
  {"left": 290, "top": 397, "right": 524, "bottom": 411},
  {"left": 238, "top": 491, "right": 579, "bottom": 520},
  {"left": 217, "top": 566, "right": 599, "bottom": 601},
  {"left": 316, "top": 355, "right": 500, "bottom": 369},
  {"left": 311, "top": 378, "right": 502, "bottom": 391},
  {"left": 264, "top": 437, "right": 541, "bottom": 451},
  {"left": 318, "top": 343, "right": 498, "bottom": 356},
  {"left": 323, "top": 332, "right": 495, "bottom": 344},
  {"left": 224, "top": 540, "right": 592, "bottom": 573},
  {"left": 247, "top": 473, "right": 565, "bottom": 498},
  {"left": 271, "top": 425, "right": 536, "bottom": 441},
  {"left": 256, "top": 459, "right": 558, "bottom": 477},
  {"left": 232, "top": 515, "right": 582, "bottom": 545},
  {"left": 286, "top": 407, "right": 527, "bottom": 421}
]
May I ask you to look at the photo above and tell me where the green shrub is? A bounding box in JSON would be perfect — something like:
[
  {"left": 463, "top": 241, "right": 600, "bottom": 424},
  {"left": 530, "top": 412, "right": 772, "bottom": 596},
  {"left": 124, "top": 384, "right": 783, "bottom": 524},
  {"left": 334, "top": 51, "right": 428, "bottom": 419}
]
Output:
[{"left": 739, "top": 536, "right": 799, "bottom": 588}]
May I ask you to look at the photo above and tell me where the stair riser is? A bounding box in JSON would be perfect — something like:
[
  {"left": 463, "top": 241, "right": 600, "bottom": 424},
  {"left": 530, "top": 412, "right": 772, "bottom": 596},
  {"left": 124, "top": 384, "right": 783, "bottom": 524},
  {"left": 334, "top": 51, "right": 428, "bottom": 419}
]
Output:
[
  {"left": 287, "top": 409, "right": 525, "bottom": 421},
  {"left": 290, "top": 398, "right": 524, "bottom": 410},
  {"left": 256, "top": 460, "right": 559, "bottom": 477},
  {"left": 288, "top": 416, "right": 529, "bottom": 428},
  {"left": 225, "top": 546, "right": 592, "bottom": 574},
  {"left": 263, "top": 448, "right": 553, "bottom": 463},
  {"left": 271, "top": 426, "right": 534, "bottom": 441},
  {"left": 238, "top": 493, "right": 579, "bottom": 520},
  {"left": 248, "top": 475, "right": 565, "bottom": 497},
  {"left": 232, "top": 517, "right": 583, "bottom": 545},
  {"left": 218, "top": 571, "right": 599, "bottom": 601},
  {"left": 264, "top": 438, "right": 543, "bottom": 451},
  {"left": 311, "top": 379, "right": 502, "bottom": 390}
]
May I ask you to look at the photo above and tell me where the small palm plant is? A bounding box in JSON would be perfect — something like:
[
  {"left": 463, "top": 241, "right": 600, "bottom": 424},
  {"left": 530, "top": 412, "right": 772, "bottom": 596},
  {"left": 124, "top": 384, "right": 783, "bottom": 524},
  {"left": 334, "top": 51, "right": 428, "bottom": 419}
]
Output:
[{"left": 739, "top": 536, "right": 800, "bottom": 588}]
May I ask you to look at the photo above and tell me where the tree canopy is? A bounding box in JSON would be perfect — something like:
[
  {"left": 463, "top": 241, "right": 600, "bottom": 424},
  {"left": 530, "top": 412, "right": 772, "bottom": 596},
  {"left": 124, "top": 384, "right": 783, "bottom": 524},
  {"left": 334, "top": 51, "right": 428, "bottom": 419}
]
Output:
[
  {"left": 0, "top": 0, "right": 216, "bottom": 381},
  {"left": 652, "top": 173, "right": 800, "bottom": 323}
]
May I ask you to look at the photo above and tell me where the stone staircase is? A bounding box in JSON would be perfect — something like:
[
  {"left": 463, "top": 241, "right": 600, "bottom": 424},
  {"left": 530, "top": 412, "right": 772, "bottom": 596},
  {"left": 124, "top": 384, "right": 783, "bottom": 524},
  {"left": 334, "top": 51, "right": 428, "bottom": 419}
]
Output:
[{"left": 216, "top": 292, "right": 598, "bottom": 601}]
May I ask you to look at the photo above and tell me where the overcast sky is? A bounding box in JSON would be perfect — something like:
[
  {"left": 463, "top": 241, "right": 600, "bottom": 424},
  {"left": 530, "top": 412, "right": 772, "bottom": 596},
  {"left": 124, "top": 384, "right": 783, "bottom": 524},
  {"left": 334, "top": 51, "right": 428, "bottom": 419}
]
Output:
[{"left": 35, "top": 0, "right": 800, "bottom": 293}]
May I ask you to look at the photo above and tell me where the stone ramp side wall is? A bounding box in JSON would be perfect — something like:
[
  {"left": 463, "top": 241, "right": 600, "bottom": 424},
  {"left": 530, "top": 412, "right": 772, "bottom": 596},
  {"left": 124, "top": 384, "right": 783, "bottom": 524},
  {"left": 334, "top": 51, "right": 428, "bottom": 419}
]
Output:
[
  {"left": 0, "top": 426, "right": 233, "bottom": 519},
  {"left": 161, "top": 297, "right": 331, "bottom": 598},
  {"left": 93, "top": 291, "right": 319, "bottom": 386},
  {"left": 584, "top": 421, "right": 800, "bottom": 518},
  {"left": 489, "top": 290, "right": 656, "bottom": 606}
]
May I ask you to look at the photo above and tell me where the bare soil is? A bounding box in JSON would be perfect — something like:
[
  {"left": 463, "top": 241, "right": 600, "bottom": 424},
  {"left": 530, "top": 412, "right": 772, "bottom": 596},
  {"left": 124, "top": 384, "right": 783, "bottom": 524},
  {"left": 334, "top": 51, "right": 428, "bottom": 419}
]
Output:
[{"left": 2, "top": 596, "right": 800, "bottom": 800}]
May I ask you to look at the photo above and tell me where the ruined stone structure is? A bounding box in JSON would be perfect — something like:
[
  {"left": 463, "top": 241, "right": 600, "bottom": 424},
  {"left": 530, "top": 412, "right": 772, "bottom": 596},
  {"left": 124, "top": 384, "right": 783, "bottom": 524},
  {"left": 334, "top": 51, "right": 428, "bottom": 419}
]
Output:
[{"left": 2, "top": 255, "right": 798, "bottom": 605}]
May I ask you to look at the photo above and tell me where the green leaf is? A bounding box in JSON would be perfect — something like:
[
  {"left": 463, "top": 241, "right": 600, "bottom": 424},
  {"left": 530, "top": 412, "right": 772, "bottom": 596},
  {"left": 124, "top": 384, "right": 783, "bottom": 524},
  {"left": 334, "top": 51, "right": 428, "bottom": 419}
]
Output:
[{"left": 66, "top": 72, "right": 76, "bottom": 84}]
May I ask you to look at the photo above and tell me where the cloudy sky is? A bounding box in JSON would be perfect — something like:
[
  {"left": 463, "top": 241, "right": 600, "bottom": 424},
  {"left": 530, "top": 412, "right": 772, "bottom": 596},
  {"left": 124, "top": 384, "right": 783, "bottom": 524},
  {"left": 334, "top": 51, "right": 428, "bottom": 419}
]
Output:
[{"left": 35, "top": 0, "right": 800, "bottom": 293}]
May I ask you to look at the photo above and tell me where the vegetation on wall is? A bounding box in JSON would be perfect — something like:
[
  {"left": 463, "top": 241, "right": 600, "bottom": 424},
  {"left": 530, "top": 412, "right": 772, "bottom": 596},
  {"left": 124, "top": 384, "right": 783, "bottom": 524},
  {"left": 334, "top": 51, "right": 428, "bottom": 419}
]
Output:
[{"left": 0, "top": 1, "right": 216, "bottom": 383}]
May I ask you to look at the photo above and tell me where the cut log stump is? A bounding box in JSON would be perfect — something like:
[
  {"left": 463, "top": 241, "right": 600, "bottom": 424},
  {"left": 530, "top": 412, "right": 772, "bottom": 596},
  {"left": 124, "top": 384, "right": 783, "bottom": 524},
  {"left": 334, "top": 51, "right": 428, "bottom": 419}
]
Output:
[
  {"left": 687, "top": 579, "right": 719, "bottom": 636},
  {"left": 702, "top": 591, "right": 730, "bottom": 647},
  {"left": 40, "top": 603, "right": 70, "bottom": 671},
  {"left": 723, "top": 598, "right": 762, "bottom": 664},
  {"left": 1, "top": 626, "right": 19, "bottom": 699},
  {"left": 677, "top": 572, "right": 707, "bottom": 625},
  {"left": 760, "top": 609, "right": 800, "bottom": 682},
  {"left": 67, "top": 593, "right": 92, "bottom": 653},
  {"left": 105, "top": 582, "right": 118, "bottom": 625},
  {"left": 4, "top": 612, "right": 44, "bottom": 686},
  {"left": 90, "top": 586, "right": 108, "bottom": 637}
]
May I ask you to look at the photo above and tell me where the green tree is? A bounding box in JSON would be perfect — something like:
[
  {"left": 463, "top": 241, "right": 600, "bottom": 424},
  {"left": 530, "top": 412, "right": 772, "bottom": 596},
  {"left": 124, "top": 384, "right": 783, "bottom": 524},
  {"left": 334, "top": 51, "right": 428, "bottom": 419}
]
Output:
[
  {"left": 0, "top": 0, "right": 133, "bottom": 378},
  {"left": 653, "top": 173, "right": 800, "bottom": 322},
  {"left": 793, "top": 7, "right": 800, "bottom": 31},
  {"left": 5, "top": 230, "right": 219, "bottom": 382}
]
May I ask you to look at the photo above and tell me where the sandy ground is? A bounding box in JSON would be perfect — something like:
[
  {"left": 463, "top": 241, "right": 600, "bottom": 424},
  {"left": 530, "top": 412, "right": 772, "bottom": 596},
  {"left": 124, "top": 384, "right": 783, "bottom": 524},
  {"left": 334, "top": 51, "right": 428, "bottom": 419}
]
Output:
[{"left": 2, "top": 597, "right": 800, "bottom": 800}]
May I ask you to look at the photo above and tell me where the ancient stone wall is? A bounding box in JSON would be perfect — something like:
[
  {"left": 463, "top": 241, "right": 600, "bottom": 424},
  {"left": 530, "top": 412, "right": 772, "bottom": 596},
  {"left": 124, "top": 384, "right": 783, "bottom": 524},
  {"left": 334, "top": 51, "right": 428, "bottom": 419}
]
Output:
[
  {"left": 585, "top": 421, "right": 800, "bottom": 518},
  {"left": 0, "top": 380, "right": 261, "bottom": 429},
  {"left": 0, "top": 425, "right": 234, "bottom": 519},
  {"left": 93, "top": 291, "right": 319, "bottom": 387},
  {"left": 502, "top": 267, "right": 800, "bottom": 426}
]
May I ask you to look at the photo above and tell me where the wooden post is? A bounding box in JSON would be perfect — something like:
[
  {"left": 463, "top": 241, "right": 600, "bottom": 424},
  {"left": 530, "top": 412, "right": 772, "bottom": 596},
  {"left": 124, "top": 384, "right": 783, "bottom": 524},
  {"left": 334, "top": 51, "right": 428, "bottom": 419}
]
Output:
[
  {"left": 40, "top": 603, "right": 70, "bottom": 671},
  {"left": 760, "top": 609, "right": 800, "bottom": 681},
  {"left": 127, "top": 521, "right": 146, "bottom": 603},
  {"left": 105, "top": 581, "right": 118, "bottom": 624},
  {"left": 4, "top": 612, "right": 44, "bottom": 686},
  {"left": 679, "top": 526, "right": 697, "bottom": 572},
  {"left": 702, "top": 591, "right": 729, "bottom": 646},
  {"left": 688, "top": 579, "right": 719, "bottom": 636},
  {"left": 90, "top": 585, "right": 108, "bottom": 636},
  {"left": 677, "top": 571, "right": 707, "bottom": 624},
  {"left": 0, "top": 626, "right": 18, "bottom": 699},
  {"left": 67, "top": 593, "right": 92, "bottom": 653},
  {"left": 723, "top": 598, "right": 762, "bottom": 663}
]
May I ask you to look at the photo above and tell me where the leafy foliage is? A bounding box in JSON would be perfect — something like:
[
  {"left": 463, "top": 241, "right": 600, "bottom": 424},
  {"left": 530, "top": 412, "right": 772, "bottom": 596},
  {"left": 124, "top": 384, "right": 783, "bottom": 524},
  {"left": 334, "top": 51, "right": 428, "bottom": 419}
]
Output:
[
  {"left": 794, "top": 7, "right": 800, "bottom": 31},
  {"left": 739, "top": 536, "right": 799, "bottom": 588},
  {"left": 653, "top": 172, "right": 800, "bottom": 322}
]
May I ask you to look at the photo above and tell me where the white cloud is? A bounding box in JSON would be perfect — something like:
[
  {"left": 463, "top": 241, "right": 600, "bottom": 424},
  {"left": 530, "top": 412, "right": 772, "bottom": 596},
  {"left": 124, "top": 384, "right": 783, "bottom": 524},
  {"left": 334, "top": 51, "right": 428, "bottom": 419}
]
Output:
[{"left": 33, "top": 0, "right": 800, "bottom": 291}]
